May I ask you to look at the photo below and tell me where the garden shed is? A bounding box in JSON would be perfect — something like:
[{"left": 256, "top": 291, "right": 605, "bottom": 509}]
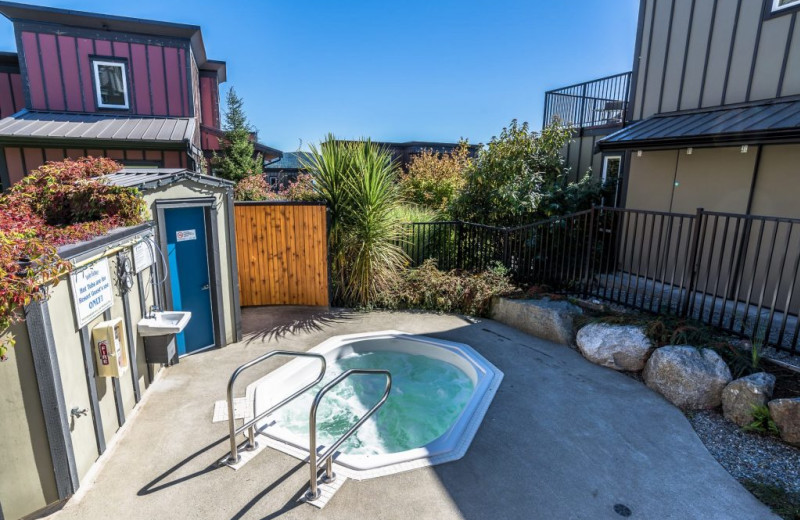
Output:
[{"left": 0, "top": 166, "right": 241, "bottom": 520}]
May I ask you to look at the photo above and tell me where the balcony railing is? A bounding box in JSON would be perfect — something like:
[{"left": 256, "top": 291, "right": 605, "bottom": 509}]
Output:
[{"left": 543, "top": 72, "right": 632, "bottom": 130}]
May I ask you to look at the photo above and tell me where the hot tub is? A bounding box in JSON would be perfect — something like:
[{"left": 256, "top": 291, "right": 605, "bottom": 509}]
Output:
[{"left": 249, "top": 330, "right": 503, "bottom": 479}]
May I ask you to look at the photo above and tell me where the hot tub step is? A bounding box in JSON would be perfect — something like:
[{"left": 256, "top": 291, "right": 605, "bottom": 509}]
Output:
[{"left": 301, "top": 475, "right": 348, "bottom": 509}]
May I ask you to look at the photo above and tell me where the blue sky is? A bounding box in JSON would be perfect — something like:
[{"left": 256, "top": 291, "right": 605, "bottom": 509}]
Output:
[{"left": 0, "top": 1, "right": 640, "bottom": 151}]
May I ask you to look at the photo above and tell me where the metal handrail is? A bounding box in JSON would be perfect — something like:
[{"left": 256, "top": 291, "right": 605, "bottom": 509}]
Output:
[
  {"left": 305, "top": 369, "right": 391, "bottom": 501},
  {"left": 225, "top": 350, "right": 326, "bottom": 465}
]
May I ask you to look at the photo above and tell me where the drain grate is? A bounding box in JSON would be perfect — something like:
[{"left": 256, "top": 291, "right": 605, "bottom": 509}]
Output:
[{"left": 613, "top": 503, "right": 632, "bottom": 517}]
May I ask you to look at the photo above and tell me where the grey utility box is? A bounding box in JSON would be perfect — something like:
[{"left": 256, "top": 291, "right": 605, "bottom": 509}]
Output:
[{"left": 143, "top": 335, "right": 178, "bottom": 365}]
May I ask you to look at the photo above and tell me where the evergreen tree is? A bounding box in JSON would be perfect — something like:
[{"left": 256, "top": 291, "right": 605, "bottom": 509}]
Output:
[{"left": 212, "top": 88, "right": 263, "bottom": 182}]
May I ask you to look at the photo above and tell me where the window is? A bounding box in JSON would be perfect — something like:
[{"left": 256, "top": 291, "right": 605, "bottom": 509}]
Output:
[
  {"left": 92, "top": 60, "right": 129, "bottom": 109},
  {"left": 601, "top": 155, "right": 621, "bottom": 184},
  {"left": 602, "top": 155, "right": 622, "bottom": 207},
  {"left": 773, "top": 0, "right": 800, "bottom": 12}
]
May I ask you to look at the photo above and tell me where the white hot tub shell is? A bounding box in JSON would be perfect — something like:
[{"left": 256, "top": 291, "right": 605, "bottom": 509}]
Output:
[{"left": 248, "top": 330, "right": 504, "bottom": 479}]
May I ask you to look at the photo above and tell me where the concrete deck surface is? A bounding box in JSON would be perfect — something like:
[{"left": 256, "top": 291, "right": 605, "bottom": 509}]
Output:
[{"left": 49, "top": 307, "right": 776, "bottom": 520}]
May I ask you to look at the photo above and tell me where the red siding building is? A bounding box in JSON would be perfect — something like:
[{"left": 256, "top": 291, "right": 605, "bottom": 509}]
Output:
[{"left": 0, "top": 2, "right": 279, "bottom": 189}]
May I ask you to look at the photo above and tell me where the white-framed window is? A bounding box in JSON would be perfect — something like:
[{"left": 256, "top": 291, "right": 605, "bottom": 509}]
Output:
[
  {"left": 601, "top": 155, "right": 621, "bottom": 184},
  {"left": 602, "top": 155, "right": 622, "bottom": 208},
  {"left": 92, "top": 60, "right": 129, "bottom": 109},
  {"left": 773, "top": 0, "right": 800, "bottom": 12}
]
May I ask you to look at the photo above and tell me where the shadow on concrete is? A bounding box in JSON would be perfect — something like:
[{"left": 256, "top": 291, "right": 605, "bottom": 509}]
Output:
[
  {"left": 228, "top": 460, "right": 307, "bottom": 520},
  {"left": 242, "top": 306, "right": 355, "bottom": 343},
  {"left": 137, "top": 435, "right": 228, "bottom": 496}
]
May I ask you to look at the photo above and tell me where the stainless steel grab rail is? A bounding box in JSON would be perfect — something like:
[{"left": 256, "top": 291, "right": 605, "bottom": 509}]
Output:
[
  {"left": 225, "top": 350, "right": 326, "bottom": 465},
  {"left": 305, "top": 369, "right": 392, "bottom": 501}
]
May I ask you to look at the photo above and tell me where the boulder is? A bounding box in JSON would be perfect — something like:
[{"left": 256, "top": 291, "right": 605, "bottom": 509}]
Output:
[
  {"left": 490, "top": 297, "right": 582, "bottom": 345},
  {"left": 768, "top": 398, "right": 800, "bottom": 447},
  {"left": 721, "top": 372, "right": 776, "bottom": 427},
  {"left": 576, "top": 323, "right": 653, "bottom": 371},
  {"left": 642, "top": 346, "right": 732, "bottom": 410}
]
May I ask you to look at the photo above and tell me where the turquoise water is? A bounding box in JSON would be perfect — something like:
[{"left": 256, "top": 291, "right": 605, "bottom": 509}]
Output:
[{"left": 268, "top": 351, "right": 475, "bottom": 455}]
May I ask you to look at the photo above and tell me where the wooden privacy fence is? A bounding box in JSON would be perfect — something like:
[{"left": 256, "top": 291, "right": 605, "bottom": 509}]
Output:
[{"left": 234, "top": 202, "right": 329, "bottom": 306}]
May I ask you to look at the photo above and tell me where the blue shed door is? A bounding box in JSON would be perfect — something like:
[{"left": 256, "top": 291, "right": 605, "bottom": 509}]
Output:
[{"left": 164, "top": 207, "right": 215, "bottom": 355}]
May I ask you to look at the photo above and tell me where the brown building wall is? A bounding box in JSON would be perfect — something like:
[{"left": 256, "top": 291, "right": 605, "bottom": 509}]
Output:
[{"left": 631, "top": 0, "right": 800, "bottom": 121}]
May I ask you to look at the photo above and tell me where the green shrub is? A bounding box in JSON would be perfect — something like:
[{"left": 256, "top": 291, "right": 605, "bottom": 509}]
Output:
[
  {"left": 378, "top": 259, "right": 516, "bottom": 316},
  {"left": 303, "top": 135, "right": 407, "bottom": 307},
  {"left": 450, "top": 119, "right": 608, "bottom": 226},
  {"left": 399, "top": 142, "right": 471, "bottom": 213},
  {"left": 390, "top": 204, "right": 441, "bottom": 223}
]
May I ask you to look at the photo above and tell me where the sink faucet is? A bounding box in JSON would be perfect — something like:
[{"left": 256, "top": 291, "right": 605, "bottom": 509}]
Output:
[{"left": 149, "top": 304, "right": 162, "bottom": 318}]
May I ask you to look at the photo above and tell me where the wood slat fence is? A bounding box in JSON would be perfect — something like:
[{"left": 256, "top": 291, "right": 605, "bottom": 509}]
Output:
[{"left": 234, "top": 202, "right": 329, "bottom": 306}]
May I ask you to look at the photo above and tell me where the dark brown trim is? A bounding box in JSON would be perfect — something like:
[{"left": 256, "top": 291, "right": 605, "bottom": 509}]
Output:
[
  {"left": 640, "top": 0, "right": 659, "bottom": 119},
  {"left": 763, "top": 0, "right": 800, "bottom": 20},
  {"left": 746, "top": 4, "right": 767, "bottom": 102},
  {"left": 658, "top": 0, "right": 677, "bottom": 114},
  {"left": 721, "top": 0, "right": 743, "bottom": 105},
  {"left": 160, "top": 45, "right": 170, "bottom": 117},
  {"left": 745, "top": 144, "right": 764, "bottom": 215},
  {"left": 698, "top": 0, "right": 719, "bottom": 107},
  {"left": 0, "top": 147, "right": 9, "bottom": 190},
  {"left": 54, "top": 31, "right": 68, "bottom": 112},
  {"left": 25, "top": 299, "right": 79, "bottom": 499},
  {"left": 624, "top": 0, "right": 647, "bottom": 123},
  {"left": 35, "top": 32, "right": 49, "bottom": 110},
  {"left": 777, "top": 12, "right": 798, "bottom": 96},
  {"left": 677, "top": 0, "right": 698, "bottom": 111},
  {"left": 79, "top": 325, "right": 106, "bottom": 455},
  {"left": 103, "top": 308, "right": 125, "bottom": 428}
]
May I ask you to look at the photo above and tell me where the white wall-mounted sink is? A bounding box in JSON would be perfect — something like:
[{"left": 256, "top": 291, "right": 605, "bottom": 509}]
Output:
[{"left": 137, "top": 311, "right": 192, "bottom": 337}]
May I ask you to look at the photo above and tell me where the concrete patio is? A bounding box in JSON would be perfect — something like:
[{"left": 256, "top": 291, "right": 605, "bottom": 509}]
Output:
[{"left": 49, "top": 307, "right": 775, "bottom": 519}]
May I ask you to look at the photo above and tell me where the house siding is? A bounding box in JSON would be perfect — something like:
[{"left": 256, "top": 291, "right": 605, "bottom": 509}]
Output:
[
  {"left": 3, "top": 146, "right": 188, "bottom": 184},
  {"left": 631, "top": 0, "right": 800, "bottom": 121},
  {"left": 17, "top": 25, "right": 192, "bottom": 117},
  {"left": 200, "top": 72, "right": 220, "bottom": 129},
  {"left": 0, "top": 70, "right": 24, "bottom": 117}
]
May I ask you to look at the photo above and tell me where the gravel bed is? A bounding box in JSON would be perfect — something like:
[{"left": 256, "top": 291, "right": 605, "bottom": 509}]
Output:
[{"left": 687, "top": 409, "right": 800, "bottom": 494}]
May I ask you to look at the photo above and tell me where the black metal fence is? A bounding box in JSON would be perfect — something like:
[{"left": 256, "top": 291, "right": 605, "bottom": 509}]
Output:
[
  {"left": 543, "top": 72, "right": 632, "bottom": 130},
  {"left": 401, "top": 207, "right": 800, "bottom": 355}
]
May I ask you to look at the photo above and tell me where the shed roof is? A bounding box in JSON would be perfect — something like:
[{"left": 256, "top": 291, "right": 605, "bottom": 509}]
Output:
[
  {"left": 0, "top": 110, "right": 196, "bottom": 146},
  {"left": 104, "top": 167, "right": 233, "bottom": 191},
  {"left": 598, "top": 98, "right": 800, "bottom": 150}
]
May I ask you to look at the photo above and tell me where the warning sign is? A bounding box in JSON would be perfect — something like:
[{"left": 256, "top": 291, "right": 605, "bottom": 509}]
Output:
[{"left": 176, "top": 229, "right": 197, "bottom": 242}]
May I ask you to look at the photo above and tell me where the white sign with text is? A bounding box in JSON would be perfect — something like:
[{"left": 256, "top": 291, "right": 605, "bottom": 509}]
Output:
[
  {"left": 70, "top": 258, "right": 114, "bottom": 328},
  {"left": 176, "top": 229, "right": 197, "bottom": 242},
  {"left": 133, "top": 240, "right": 154, "bottom": 273}
]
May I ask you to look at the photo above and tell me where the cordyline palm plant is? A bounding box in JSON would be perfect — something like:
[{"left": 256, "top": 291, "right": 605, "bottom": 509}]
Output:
[{"left": 303, "top": 135, "right": 407, "bottom": 307}]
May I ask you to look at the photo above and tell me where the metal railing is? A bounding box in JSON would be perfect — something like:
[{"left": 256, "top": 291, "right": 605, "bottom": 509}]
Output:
[
  {"left": 305, "top": 369, "right": 392, "bottom": 501},
  {"left": 543, "top": 72, "right": 632, "bottom": 129},
  {"left": 401, "top": 207, "right": 800, "bottom": 355},
  {"left": 224, "top": 350, "right": 327, "bottom": 465}
]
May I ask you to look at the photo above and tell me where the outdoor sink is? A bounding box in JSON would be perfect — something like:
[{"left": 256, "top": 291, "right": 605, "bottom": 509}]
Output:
[{"left": 137, "top": 311, "right": 192, "bottom": 337}]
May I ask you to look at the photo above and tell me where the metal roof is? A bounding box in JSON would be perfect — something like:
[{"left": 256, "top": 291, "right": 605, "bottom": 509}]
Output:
[
  {"left": 265, "top": 151, "right": 311, "bottom": 170},
  {"left": 598, "top": 98, "right": 800, "bottom": 150},
  {"left": 0, "top": 110, "right": 196, "bottom": 145},
  {"left": 104, "top": 167, "right": 234, "bottom": 191}
]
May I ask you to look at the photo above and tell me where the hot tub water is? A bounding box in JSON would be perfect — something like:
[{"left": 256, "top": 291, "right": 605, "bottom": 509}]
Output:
[{"left": 268, "top": 351, "right": 475, "bottom": 455}]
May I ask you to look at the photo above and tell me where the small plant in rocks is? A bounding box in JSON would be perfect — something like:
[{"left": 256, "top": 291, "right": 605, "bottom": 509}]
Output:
[{"left": 743, "top": 404, "right": 780, "bottom": 437}]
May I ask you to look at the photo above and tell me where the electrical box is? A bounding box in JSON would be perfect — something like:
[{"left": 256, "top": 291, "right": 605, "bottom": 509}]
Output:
[{"left": 92, "top": 318, "right": 129, "bottom": 378}]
